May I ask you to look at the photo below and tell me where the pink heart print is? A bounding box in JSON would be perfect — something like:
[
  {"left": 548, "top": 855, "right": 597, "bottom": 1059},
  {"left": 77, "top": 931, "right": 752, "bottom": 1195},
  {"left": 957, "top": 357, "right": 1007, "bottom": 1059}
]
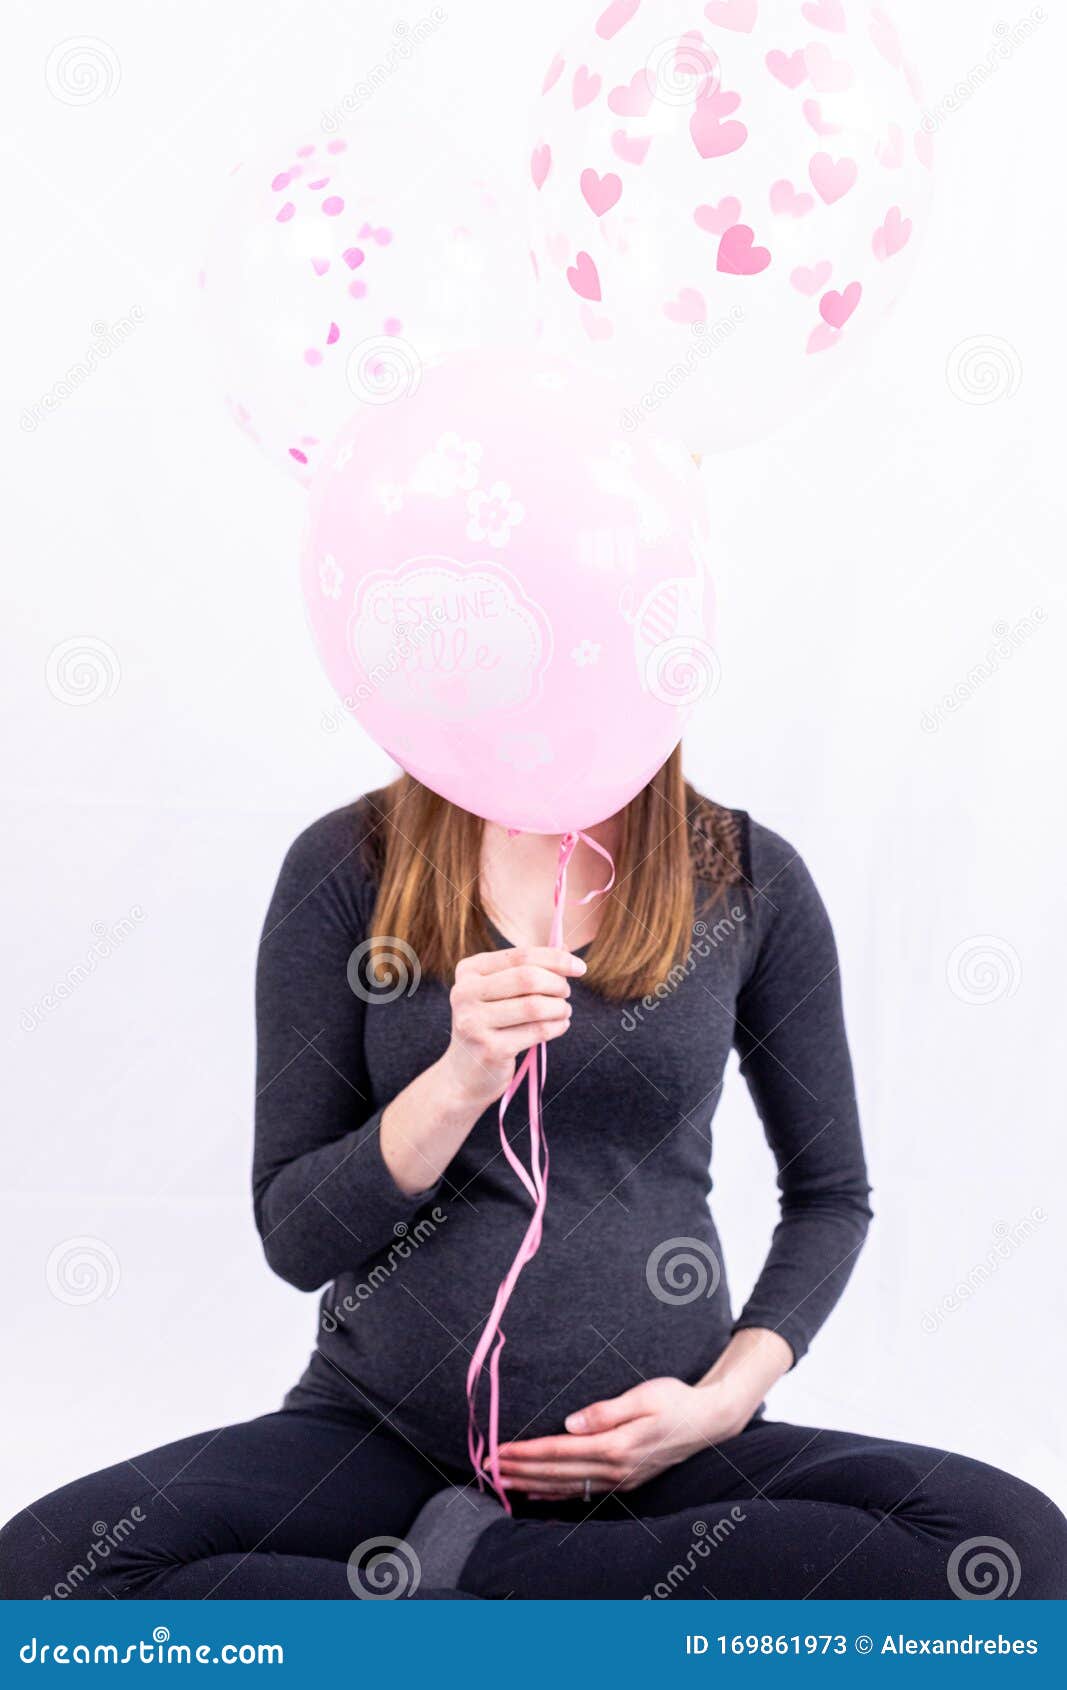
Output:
[
  {"left": 869, "top": 7, "right": 902, "bottom": 68},
  {"left": 802, "top": 0, "right": 846, "bottom": 30},
  {"left": 581, "top": 304, "right": 613, "bottom": 340},
  {"left": 872, "top": 205, "right": 911, "bottom": 260},
  {"left": 819, "top": 281, "right": 862, "bottom": 327},
  {"left": 531, "top": 144, "right": 551, "bottom": 190},
  {"left": 694, "top": 196, "right": 742, "bottom": 234},
  {"left": 664, "top": 287, "right": 708, "bottom": 323},
  {"left": 580, "top": 168, "right": 623, "bottom": 216},
  {"left": 790, "top": 260, "right": 832, "bottom": 295},
  {"left": 703, "top": 0, "right": 758, "bottom": 30},
  {"left": 770, "top": 179, "right": 814, "bottom": 217},
  {"left": 596, "top": 0, "right": 641, "bottom": 38},
  {"left": 543, "top": 53, "right": 564, "bottom": 94},
  {"left": 690, "top": 89, "right": 748, "bottom": 158},
  {"left": 612, "top": 129, "right": 652, "bottom": 164},
  {"left": 717, "top": 223, "right": 771, "bottom": 275},
  {"left": 573, "top": 65, "right": 602, "bottom": 108},
  {"left": 809, "top": 151, "right": 858, "bottom": 203},
  {"left": 567, "top": 250, "right": 603, "bottom": 301},
  {"left": 807, "top": 322, "right": 841, "bottom": 354},
  {"left": 803, "top": 98, "right": 841, "bottom": 135},
  {"left": 804, "top": 43, "right": 855, "bottom": 92},
  {"left": 608, "top": 70, "right": 654, "bottom": 117},
  {"left": 914, "top": 129, "right": 934, "bottom": 169},
  {"left": 766, "top": 49, "right": 808, "bottom": 88}
]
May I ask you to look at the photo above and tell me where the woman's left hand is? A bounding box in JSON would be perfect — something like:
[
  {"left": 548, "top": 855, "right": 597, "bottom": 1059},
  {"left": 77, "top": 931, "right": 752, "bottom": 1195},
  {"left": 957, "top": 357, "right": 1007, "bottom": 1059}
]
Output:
[{"left": 496, "top": 1376, "right": 750, "bottom": 1500}]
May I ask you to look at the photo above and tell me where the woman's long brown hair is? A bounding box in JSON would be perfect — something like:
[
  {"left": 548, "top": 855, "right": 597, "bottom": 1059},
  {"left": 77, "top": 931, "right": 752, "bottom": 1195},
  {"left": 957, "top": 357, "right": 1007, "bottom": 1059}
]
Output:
[{"left": 362, "top": 747, "right": 743, "bottom": 1001}]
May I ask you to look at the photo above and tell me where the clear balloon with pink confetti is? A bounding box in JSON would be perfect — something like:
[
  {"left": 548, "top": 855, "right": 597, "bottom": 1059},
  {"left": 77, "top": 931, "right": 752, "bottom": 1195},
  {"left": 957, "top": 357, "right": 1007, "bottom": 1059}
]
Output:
[{"left": 202, "top": 127, "right": 532, "bottom": 486}]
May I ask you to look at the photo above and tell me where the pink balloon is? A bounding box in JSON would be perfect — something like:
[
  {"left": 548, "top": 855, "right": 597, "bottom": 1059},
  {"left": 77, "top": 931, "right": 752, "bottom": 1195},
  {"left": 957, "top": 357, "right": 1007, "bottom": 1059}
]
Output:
[{"left": 301, "top": 353, "right": 717, "bottom": 832}]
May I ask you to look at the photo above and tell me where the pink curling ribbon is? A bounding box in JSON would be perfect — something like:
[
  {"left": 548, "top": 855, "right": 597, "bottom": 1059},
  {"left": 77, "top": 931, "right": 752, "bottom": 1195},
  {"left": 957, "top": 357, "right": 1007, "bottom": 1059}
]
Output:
[{"left": 465, "top": 830, "right": 616, "bottom": 1512}]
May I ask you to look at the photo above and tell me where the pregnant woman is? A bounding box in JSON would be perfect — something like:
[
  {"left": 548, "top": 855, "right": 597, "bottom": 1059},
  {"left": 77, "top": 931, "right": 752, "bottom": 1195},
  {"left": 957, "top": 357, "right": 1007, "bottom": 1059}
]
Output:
[{"left": 2, "top": 755, "right": 1064, "bottom": 1600}]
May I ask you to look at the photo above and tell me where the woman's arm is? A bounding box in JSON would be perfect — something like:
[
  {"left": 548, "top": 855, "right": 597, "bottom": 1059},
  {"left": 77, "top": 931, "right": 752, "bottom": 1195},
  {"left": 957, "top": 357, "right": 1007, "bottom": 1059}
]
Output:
[
  {"left": 253, "top": 810, "right": 582, "bottom": 1290},
  {"left": 729, "top": 827, "right": 873, "bottom": 1364}
]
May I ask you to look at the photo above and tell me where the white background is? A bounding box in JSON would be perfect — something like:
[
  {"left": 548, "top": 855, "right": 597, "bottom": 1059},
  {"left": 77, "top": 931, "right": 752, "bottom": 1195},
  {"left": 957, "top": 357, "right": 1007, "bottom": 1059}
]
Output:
[{"left": 3, "top": 0, "right": 1064, "bottom": 1525}]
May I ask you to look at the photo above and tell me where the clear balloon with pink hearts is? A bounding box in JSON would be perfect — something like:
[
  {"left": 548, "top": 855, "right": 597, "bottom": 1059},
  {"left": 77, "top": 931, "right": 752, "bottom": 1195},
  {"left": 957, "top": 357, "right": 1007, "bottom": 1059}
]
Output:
[
  {"left": 202, "top": 125, "right": 532, "bottom": 487},
  {"left": 301, "top": 350, "right": 716, "bottom": 832},
  {"left": 529, "top": 0, "right": 932, "bottom": 451}
]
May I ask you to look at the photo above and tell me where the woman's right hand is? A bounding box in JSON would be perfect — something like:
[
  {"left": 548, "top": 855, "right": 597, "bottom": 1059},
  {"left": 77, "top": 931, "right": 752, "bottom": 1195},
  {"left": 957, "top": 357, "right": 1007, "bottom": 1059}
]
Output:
[{"left": 440, "top": 946, "right": 587, "bottom": 1112}]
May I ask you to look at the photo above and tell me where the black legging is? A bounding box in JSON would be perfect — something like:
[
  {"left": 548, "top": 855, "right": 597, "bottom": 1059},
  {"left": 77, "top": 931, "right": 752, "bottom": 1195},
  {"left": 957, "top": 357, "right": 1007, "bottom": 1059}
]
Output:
[{"left": 2, "top": 1405, "right": 1064, "bottom": 1600}]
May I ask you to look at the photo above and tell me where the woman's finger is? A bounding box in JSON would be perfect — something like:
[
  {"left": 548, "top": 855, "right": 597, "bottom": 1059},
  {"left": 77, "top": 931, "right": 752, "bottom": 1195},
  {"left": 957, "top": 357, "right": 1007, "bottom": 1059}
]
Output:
[
  {"left": 496, "top": 1017, "right": 572, "bottom": 1055},
  {"left": 480, "top": 966, "right": 573, "bottom": 1004},
  {"left": 487, "top": 994, "right": 573, "bottom": 1030},
  {"left": 469, "top": 947, "right": 586, "bottom": 978}
]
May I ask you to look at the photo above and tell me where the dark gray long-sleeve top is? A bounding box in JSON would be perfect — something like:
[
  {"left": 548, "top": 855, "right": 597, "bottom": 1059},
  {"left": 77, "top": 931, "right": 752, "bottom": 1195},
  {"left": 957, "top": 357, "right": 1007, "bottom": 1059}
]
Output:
[{"left": 255, "top": 798, "right": 872, "bottom": 1471}]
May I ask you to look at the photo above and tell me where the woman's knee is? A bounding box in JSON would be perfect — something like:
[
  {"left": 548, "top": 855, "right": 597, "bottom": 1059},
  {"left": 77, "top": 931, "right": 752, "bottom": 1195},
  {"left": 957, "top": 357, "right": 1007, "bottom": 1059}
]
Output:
[
  {"left": 935, "top": 1455, "right": 1067, "bottom": 1600},
  {"left": 0, "top": 1485, "right": 154, "bottom": 1601}
]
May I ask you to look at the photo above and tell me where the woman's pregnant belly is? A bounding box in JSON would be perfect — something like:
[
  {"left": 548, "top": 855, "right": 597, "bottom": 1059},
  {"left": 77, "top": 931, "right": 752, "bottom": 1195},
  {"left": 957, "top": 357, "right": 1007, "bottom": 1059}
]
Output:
[{"left": 296, "top": 1183, "right": 734, "bottom": 1473}]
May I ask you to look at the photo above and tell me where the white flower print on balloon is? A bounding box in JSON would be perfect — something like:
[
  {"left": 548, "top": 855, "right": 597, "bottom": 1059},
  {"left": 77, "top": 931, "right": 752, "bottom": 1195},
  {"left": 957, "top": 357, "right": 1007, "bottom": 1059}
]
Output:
[
  {"left": 408, "top": 431, "right": 484, "bottom": 497},
  {"left": 319, "top": 554, "right": 343, "bottom": 599},
  {"left": 467, "top": 481, "right": 525, "bottom": 548},
  {"left": 571, "top": 640, "right": 602, "bottom": 666}
]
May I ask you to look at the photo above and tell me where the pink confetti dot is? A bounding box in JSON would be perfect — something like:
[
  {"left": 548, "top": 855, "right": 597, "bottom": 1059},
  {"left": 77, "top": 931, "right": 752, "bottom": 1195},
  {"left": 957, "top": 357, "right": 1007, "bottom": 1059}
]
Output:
[
  {"left": 327, "top": 139, "right": 347, "bottom": 154},
  {"left": 309, "top": 176, "right": 330, "bottom": 190},
  {"left": 311, "top": 257, "right": 330, "bottom": 276},
  {"left": 322, "top": 196, "right": 344, "bottom": 216},
  {"left": 271, "top": 172, "right": 291, "bottom": 191},
  {"left": 276, "top": 202, "right": 295, "bottom": 223},
  {"left": 289, "top": 447, "right": 308, "bottom": 463},
  {"left": 348, "top": 279, "right": 367, "bottom": 299},
  {"left": 297, "top": 144, "right": 316, "bottom": 158},
  {"left": 326, "top": 322, "right": 340, "bottom": 345},
  {"left": 383, "top": 317, "right": 402, "bottom": 335},
  {"left": 304, "top": 348, "right": 323, "bottom": 366},
  {"left": 342, "top": 247, "right": 365, "bottom": 269}
]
